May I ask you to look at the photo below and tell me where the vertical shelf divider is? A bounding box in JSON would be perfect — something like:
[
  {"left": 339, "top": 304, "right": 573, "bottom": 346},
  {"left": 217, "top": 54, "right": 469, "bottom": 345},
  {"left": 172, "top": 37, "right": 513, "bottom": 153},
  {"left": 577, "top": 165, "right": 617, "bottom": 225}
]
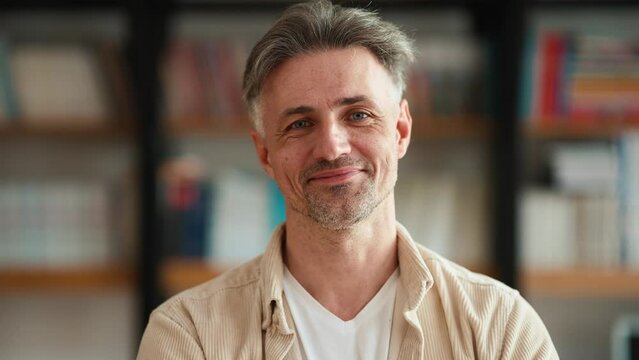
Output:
[{"left": 127, "top": 0, "right": 171, "bottom": 339}]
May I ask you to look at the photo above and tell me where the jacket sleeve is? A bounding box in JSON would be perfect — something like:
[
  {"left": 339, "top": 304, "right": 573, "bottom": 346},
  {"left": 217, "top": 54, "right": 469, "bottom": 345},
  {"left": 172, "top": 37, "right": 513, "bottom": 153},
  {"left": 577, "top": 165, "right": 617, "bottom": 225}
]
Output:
[
  {"left": 500, "top": 294, "right": 559, "bottom": 360},
  {"left": 137, "top": 309, "right": 206, "bottom": 360}
]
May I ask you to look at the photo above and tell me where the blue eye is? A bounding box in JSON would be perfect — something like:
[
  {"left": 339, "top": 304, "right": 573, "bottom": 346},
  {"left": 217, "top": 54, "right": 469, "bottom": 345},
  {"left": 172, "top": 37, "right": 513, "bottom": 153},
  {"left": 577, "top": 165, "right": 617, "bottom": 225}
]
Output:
[
  {"left": 289, "top": 119, "right": 311, "bottom": 130},
  {"left": 350, "top": 112, "right": 369, "bottom": 121}
]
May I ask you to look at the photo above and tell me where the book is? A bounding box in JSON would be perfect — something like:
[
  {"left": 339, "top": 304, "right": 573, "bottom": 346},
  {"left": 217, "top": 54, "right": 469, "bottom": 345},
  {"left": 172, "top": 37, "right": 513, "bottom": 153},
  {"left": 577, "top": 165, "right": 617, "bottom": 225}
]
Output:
[
  {"left": 551, "top": 143, "right": 618, "bottom": 194},
  {"left": 407, "top": 35, "right": 486, "bottom": 119},
  {"left": 208, "top": 170, "right": 285, "bottom": 264},
  {"left": 396, "top": 173, "right": 457, "bottom": 258},
  {"left": 163, "top": 39, "right": 250, "bottom": 128},
  {"left": 0, "top": 36, "right": 18, "bottom": 123},
  {"left": 520, "top": 190, "right": 577, "bottom": 269},
  {"left": 10, "top": 42, "right": 110, "bottom": 124},
  {"left": 619, "top": 132, "right": 639, "bottom": 267},
  {"left": 521, "top": 30, "right": 639, "bottom": 125},
  {"left": 0, "top": 180, "right": 117, "bottom": 266},
  {"left": 520, "top": 189, "right": 621, "bottom": 269},
  {"left": 396, "top": 172, "right": 488, "bottom": 266}
]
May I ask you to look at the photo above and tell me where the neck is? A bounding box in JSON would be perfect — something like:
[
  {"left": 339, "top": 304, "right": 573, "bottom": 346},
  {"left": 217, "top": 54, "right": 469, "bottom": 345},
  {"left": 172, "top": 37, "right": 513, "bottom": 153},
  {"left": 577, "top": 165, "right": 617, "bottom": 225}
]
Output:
[{"left": 284, "top": 196, "right": 398, "bottom": 320}]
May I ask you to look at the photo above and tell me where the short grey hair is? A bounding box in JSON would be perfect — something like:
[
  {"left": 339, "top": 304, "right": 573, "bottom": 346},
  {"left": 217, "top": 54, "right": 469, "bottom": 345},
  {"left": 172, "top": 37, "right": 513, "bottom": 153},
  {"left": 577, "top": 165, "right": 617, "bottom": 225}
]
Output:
[{"left": 242, "top": 0, "right": 415, "bottom": 134}]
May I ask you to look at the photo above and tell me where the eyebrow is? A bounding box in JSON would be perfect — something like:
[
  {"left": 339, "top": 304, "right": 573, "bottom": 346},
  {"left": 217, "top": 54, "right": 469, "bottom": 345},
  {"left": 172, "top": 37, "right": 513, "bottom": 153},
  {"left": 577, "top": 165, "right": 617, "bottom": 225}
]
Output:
[{"left": 279, "top": 95, "right": 370, "bottom": 120}]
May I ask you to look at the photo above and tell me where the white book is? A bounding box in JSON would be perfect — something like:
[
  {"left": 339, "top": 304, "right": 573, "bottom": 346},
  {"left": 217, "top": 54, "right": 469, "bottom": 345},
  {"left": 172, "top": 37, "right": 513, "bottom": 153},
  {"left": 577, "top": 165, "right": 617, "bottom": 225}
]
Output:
[
  {"left": 620, "top": 132, "right": 639, "bottom": 268},
  {"left": 396, "top": 173, "right": 457, "bottom": 258},
  {"left": 520, "top": 190, "right": 576, "bottom": 269},
  {"left": 11, "top": 43, "right": 109, "bottom": 122},
  {"left": 451, "top": 178, "right": 488, "bottom": 266},
  {"left": 209, "top": 170, "right": 270, "bottom": 265},
  {"left": 552, "top": 143, "right": 618, "bottom": 194}
]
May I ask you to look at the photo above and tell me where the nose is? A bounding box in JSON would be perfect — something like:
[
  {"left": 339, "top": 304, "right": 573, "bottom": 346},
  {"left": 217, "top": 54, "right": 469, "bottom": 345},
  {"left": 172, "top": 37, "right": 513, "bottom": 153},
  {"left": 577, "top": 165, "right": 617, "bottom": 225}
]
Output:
[{"left": 312, "top": 120, "right": 351, "bottom": 161}]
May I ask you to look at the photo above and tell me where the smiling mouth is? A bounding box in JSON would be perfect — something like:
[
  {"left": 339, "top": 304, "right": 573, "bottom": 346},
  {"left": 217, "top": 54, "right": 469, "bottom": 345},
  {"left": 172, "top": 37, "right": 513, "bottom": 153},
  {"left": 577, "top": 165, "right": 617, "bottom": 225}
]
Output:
[{"left": 308, "top": 167, "right": 363, "bottom": 184}]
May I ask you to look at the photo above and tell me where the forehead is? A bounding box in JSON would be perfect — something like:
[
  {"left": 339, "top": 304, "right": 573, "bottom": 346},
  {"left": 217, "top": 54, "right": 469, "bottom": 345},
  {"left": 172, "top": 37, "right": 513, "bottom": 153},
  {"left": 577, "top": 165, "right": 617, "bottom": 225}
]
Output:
[{"left": 260, "top": 46, "right": 397, "bottom": 115}]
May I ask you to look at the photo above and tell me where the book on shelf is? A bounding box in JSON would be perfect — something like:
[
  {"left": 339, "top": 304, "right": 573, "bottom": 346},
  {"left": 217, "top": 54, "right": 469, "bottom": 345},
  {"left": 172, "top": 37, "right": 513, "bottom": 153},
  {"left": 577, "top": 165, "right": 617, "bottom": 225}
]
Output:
[
  {"left": 161, "top": 170, "right": 286, "bottom": 265},
  {"left": 551, "top": 142, "right": 618, "bottom": 193},
  {"left": 521, "top": 28, "right": 639, "bottom": 126},
  {"left": 0, "top": 179, "right": 124, "bottom": 267},
  {"left": 520, "top": 138, "right": 639, "bottom": 269},
  {"left": 0, "top": 38, "right": 131, "bottom": 128},
  {"left": 619, "top": 131, "right": 639, "bottom": 267},
  {"left": 163, "top": 39, "right": 249, "bottom": 130},
  {"left": 395, "top": 172, "right": 488, "bottom": 267},
  {"left": 0, "top": 37, "right": 18, "bottom": 123},
  {"left": 520, "top": 190, "right": 620, "bottom": 270},
  {"left": 405, "top": 35, "right": 487, "bottom": 123}
]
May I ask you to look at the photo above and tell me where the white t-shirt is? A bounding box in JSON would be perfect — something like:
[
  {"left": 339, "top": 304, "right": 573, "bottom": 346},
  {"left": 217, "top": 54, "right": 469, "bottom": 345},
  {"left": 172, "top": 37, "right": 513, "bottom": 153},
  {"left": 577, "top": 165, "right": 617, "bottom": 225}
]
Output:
[{"left": 282, "top": 267, "right": 399, "bottom": 360}]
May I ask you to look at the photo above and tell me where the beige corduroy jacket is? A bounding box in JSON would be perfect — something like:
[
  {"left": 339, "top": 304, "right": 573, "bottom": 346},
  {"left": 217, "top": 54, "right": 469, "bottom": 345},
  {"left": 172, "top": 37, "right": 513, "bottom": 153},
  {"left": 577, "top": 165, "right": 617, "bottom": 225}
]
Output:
[{"left": 137, "top": 223, "right": 558, "bottom": 359}]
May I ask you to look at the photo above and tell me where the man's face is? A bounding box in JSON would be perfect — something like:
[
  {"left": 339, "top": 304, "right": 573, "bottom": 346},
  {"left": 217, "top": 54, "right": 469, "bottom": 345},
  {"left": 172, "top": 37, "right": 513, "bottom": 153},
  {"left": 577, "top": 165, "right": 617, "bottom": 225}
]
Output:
[{"left": 252, "top": 46, "right": 412, "bottom": 230}]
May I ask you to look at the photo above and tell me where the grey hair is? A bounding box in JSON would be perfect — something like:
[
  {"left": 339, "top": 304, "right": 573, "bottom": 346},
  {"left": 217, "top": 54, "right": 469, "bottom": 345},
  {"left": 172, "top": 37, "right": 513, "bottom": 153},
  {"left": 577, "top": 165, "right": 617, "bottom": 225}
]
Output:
[{"left": 242, "top": 0, "right": 415, "bottom": 134}]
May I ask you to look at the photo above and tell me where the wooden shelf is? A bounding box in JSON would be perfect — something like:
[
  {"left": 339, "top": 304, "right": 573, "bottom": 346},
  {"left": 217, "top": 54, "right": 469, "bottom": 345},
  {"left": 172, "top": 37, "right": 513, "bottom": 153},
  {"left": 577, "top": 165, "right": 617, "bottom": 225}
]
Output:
[
  {"left": 413, "top": 116, "right": 492, "bottom": 140},
  {"left": 167, "top": 116, "right": 251, "bottom": 138},
  {"left": 0, "top": 265, "right": 135, "bottom": 292},
  {"left": 524, "top": 119, "right": 639, "bottom": 140},
  {"left": 521, "top": 268, "right": 639, "bottom": 298},
  {"left": 168, "top": 116, "right": 492, "bottom": 140},
  {"left": 0, "top": 122, "right": 134, "bottom": 140},
  {"left": 161, "top": 258, "right": 228, "bottom": 295}
]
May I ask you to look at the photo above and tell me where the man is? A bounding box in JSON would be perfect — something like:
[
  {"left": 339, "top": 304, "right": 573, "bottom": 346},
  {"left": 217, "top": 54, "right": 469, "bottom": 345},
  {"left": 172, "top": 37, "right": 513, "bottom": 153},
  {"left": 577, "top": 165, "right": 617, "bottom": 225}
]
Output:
[{"left": 138, "top": 1, "right": 558, "bottom": 359}]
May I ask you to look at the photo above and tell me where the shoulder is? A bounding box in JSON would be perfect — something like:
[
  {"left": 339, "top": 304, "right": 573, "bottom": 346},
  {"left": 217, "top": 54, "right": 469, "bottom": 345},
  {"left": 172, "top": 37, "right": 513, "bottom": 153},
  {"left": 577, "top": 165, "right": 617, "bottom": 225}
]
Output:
[
  {"left": 417, "top": 243, "right": 518, "bottom": 304},
  {"left": 155, "top": 256, "right": 263, "bottom": 323},
  {"left": 415, "top": 244, "right": 558, "bottom": 358},
  {"left": 137, "top": 257, "right": 265, "bottom": 359}
]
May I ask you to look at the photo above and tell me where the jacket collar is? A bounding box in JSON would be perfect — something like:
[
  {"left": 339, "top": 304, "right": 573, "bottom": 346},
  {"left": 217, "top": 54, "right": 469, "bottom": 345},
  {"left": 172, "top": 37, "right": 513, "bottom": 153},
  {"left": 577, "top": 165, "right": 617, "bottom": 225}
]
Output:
[
  {"left": 259, "top": 224, "right": 294, "bottom": 335},
  {"left": 396, "top": 222, "right": 433, "bottom": 314},
  {"left": 259, "top": 222, "right": 433, "bottom": 335}
]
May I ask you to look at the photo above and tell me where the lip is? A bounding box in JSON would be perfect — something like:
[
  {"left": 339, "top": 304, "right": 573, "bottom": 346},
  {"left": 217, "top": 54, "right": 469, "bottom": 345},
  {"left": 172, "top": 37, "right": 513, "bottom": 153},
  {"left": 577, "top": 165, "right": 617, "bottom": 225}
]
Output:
[{"left": 307, "top": 167, "right": 363, "bottom": 184}]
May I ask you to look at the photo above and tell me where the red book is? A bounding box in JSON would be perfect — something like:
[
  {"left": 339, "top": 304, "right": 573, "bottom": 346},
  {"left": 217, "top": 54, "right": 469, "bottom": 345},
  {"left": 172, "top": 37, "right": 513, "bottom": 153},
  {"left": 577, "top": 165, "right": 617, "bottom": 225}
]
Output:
[{"left": 539, "top": 32, "right": 564, "bottom": 124}]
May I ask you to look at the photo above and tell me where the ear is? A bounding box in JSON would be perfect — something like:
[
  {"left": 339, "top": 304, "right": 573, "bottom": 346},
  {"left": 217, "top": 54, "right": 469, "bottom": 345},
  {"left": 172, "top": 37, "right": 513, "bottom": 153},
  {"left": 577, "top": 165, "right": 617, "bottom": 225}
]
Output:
[
  {"left": 396, "top": 99, "right": 412, "bottom": 159},
  {"left": 251, "top": 130, "right": 275, "bottom": 179}
]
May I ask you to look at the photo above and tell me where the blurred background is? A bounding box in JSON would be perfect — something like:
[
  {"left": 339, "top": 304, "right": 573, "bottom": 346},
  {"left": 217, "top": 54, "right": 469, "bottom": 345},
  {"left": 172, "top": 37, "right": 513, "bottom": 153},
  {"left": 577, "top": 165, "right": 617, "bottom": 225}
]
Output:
[{"left": 0, "top": 1, "right": 638, "bottom": 359}]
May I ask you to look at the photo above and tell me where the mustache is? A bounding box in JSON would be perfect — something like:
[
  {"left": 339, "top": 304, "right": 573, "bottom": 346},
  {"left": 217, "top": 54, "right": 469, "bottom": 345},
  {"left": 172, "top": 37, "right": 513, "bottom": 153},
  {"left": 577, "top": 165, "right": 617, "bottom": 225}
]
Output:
[{"left": 301, "top": 156, "right": 372, "bottom": 182}]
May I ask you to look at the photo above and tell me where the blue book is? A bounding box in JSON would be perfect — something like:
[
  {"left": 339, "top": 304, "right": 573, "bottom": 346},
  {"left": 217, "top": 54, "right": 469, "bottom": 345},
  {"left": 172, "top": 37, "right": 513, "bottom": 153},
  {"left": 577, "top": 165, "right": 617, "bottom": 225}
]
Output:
[
  {"left": 518, "top": 30, "right": 536, "bottom": 123},
  {"left": 181, "top": 181, "right": 212, "bottom": 257},
  {"left": 0, "top": 37, "right": 18, "bottom": 120},
  {"left": 268, "top": 180, "right": 286, "bottom": 232}
]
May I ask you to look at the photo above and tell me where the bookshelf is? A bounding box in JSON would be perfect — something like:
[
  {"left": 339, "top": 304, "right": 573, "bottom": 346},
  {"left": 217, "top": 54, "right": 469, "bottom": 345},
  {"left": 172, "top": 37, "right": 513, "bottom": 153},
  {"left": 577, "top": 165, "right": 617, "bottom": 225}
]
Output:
[
  {"left": 3, "top": 1, "right": 637, "bottom": 359},
  {"left": 0, "top": 5, "right": 142, "bottom": 359},
  {"left": 0, "top": 8, "right": 136, "bottom": 285},
  {"left": 517, "top": 4, "right": 639, "bottom": 357}
]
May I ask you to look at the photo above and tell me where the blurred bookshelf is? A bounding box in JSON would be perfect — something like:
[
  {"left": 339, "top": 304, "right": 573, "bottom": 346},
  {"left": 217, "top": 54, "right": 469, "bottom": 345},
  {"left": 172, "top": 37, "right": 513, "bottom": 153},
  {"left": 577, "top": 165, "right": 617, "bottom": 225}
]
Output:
[
  {"left": 0, "top": 5, "right": 141, "bottom": 359},
  {"left": 3, "top": 1, "right": 639, "bottom": 359},
  {"left": 0, "top": 10, "right": 136, "bottom": 289},
  {"left": 517, "top": 6, "right": 639, "bottom": 357}
]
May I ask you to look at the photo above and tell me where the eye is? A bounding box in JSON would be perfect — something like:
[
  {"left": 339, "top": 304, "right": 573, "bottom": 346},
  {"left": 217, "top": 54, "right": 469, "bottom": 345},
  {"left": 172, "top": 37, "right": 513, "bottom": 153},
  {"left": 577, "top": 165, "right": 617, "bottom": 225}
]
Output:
[
  {"left": 288, "top": 119, "right": 312, "bottom": 130},
  {"left": 350, "top": 112, "right": 369, "bottom": 121}
]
